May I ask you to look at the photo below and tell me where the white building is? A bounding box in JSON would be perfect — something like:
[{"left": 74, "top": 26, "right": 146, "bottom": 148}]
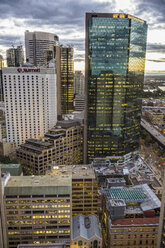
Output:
[
  {"left": 25, "top": 31, "right": 59, "bottom": 66},
  {"left": 3, "top": 67, "right": 57, "bottom": 146}
]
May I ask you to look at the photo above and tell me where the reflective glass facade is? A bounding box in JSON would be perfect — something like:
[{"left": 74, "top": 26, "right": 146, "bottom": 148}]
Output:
[
  {"left": 84, "top": 13, "right": 147, "bottom": 162},
  {"left": 61, "top": 46, "right": 74, "bottom": 114}
]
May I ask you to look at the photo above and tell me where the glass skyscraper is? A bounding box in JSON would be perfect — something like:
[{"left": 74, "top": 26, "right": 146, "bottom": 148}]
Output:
[{"left": 84, "top": 13, "right": 147, "bottom": 163}]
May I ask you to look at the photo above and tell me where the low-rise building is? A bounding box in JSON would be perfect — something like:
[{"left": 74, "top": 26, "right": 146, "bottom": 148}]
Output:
[
  {"left": 16, "top": 120, "right": 83, "bottom": 175},
  {"left": 3, "top": 174, "right": 72, "bottom": 248},
  {"left": 102, "top": 184, "right": 161, "bottom": 248},
  {"left": 0, "top": 164, "right": 22, "bottom": 176},
  {"left": 0, "top": 140, "right": 16, "bottom": 156},
  {"left": 72, "top": 214, "right": 102, "bottom": 248},
  {"left": 48, "top": 164, "right": 98, "bottom": 216}
]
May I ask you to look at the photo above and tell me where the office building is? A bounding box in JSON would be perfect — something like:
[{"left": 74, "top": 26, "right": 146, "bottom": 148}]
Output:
[
  {"left": 15, "top": 45, "right": 24, "bottom": 67},
  {"left": 18, "top": 245, "right": 67, "bottom": 248},
  {"left": 84, "top": 13, "right": 148, "bottom": 163},
  {"left": 48, "top": 164, "right": 98, "bottom": 216},
  {"left": 74, "top": 71, "right": 85, "bottom": 96},
  {"left": 3, "top": 67, "right": 57, "bottom": 146},
  {"left": 157, "top": 174, "right": 165, "bottom": 247},
  {"left": 6, "top": 46, "right": 24, "bottom": 67},
  {"left": 0, "top": 55, "right": 4, "bottom": 101},
  {"left": 102, "top": 184, "right": 160, "bottom": 247},
  {"left": 61, "top": 45, "right": 74, "bottom": 114},
  {"left": 3, "top": 174, "right": 72, "bottom": 248},
  {"left": 72, "top": 214, "right": 102, "bottom": 247},
  {"left": 16, "top": 120, "right": 83, "bottom": 175},
  {"left": 0, "top": 171, "right": 9, "bottom": 248},
  {"left": 25, "top": 31, "right": 59, "bottom": 66},
  {"left": 74, "top": 95, "right": 85, "bottom": 112}
]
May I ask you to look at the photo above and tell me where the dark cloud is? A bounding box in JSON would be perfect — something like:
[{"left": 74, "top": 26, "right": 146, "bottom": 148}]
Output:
[
  {"left": 147, "top": 59, "right": 165, "bottom": 63},
  {"left": 0, "top": 0, "right": 112, "bottom": 26},
  {"left": 0, "top": 34, "right": 23, "bottom": 47},
  {"left": 147, "top": 43, "right": 165, "bottom": 53},
  {"left": 135, "top": 0, "right": 165, "bottom": 26}
]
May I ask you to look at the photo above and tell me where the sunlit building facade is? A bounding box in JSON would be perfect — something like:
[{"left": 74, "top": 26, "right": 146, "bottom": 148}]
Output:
[
  {"left": 61, "top": 46, "right": 74, "bottom": 114},
  {"left": 84, "top": 13, "right": 148, "bottom": 163}
]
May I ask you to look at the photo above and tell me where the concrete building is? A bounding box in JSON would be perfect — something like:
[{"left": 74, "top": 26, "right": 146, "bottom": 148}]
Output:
[
  {"left": 102, "top": 184, "right": 160, "bottom": 247},
  {"left": 48, "top": 164, "right": 98, "bottom": 216},
  {"left": 16, "top": 120, "right": 83, "bottom": 175},
  {"left": 84, "top": 13, "right": 147, "bottom": 163},
  {"left": 0, "top": 141, "right": 16, "bottom": 156},
  {"left": 3, "top": 67, "right": 57, "bottom": 146},
  {"left": 3, "top": 174, "right": 72, "bottom": 248},
  {"left": 18, "top": 245, "right": 66, "bottom": 248},
  {"left": 25, "top": 31, "right": 59, "bottom": 66},
  {"left": 74, "top": 71, "right": 85, "bottom": 96},
  {"left": 72, "top": 214, "right": 102, "bottom": 248},
  {"left": 0, "top": 171, "right": 8, "bottom": 248}
]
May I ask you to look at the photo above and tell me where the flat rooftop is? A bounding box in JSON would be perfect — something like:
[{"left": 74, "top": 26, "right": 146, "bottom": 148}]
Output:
[
  {"left": 48, "top": 164, "right": 96, "bottom": 179},
  {"left": 111, "top": 217, "right": 159, "bottom": 226},
  {"left": 0, "top": 164, "right": 22, "bottom": 176},
  {"left": 4, "top": 175, "right": 72, "bottom": 196}
]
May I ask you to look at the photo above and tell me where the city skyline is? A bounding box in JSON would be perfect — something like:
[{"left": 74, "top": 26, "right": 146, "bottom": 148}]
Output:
[{"left": 0, "top": 0, "right": 164, "bottom": 73}]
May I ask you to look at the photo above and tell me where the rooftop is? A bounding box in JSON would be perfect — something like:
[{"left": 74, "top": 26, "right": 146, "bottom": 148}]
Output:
[
  {"left": 0, "top": 164, "right": 22, "bottom": 176},
  {"left": 72, "top": 214, "right": 102, "bottom": 240},
  {"left": 111, "top": 217, "right": 159, "bottom": 226},
  {"left": 48, "top": 164, "right": 96, "bottom": 179},
  {"left": 4, "top": 175, "right": 72, "bottom": 196}
]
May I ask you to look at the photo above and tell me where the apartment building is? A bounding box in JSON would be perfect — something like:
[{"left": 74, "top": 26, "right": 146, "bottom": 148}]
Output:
[{"left": 16, "top": 120, "right": 83, "bottom": 175}]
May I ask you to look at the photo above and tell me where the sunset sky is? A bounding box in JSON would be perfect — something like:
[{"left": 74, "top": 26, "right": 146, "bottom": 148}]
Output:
[{"left": 0, "top": 0, "right": 165, "bottom": 73}]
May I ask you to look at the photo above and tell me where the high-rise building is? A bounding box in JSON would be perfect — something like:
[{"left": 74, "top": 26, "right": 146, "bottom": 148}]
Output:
[
  {"left": 6, "top": 46, "right": 24, "bottom": 67},
  {"left": 6, "top": 48, "right": 15, "bottom": 67},
  {"left": 16, "top": 120, "right": 83, "bottom": 175},
  {"left": 84, "top": 13, "right": 147, "bottom": 163},
  {"left": 25, "top": 31, "right": 59, "bottom": 66},
  {"left": 3, "top": 174, "right": 72, "bottom": 248},
  {"left": 3, "top": 67, "right": 57, "bottom": 146},
  {"left": 61, "top": 45, "right": 74, "bottom": 115},
  {"left": 74, "top": 71, "right": 85, "bottom": 96},
  {"left": 0, "top": 54, "right": 4, "bottom": 101},
  {"left": 15, "top": 45, "right": 24, "bottom": 66}
]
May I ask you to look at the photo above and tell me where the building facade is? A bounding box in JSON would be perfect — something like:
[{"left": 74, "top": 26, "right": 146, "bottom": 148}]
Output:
[
  {"left": 3, "top": 174, "right": 72, "bottom": 248},
  {"left": 6, "top": 46, "right": 24, "bottom": 67},
  {"left": 0, "top": 54, "right": 4, "bottom": 101},
  {"left": 48, "top": 164, "right": 98, "bottom": 216},
  {"left": 3, "top": 67, "right": 57, "bottom": 146},
  {"left": 25, "top": 31, "right": 59, "bottom": 66},
  {"left": 74, "top": 95, "right": 85, "bottom": 112},
  {"left": 84, "top": 13, "right": 148, "bottom": 163},
  {"left": 61, "top": 46, "right": 74, "bottom": 115},
  {"left": 74, "top": 71, "right": 85, "bottom": 96},
  {"left": 102, "top": 184, "right": 160, "bottom": 248},
  {"left": 16, "top": 120, "right": 83, "bottom": 175}
]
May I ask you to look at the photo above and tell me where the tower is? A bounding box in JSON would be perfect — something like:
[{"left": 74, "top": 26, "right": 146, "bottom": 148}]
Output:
[{"left": 84, "top": 13, "right": 147, "bottom": 163}]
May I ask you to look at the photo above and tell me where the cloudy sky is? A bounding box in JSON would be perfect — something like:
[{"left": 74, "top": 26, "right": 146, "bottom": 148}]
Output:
[{"left": 0, "top": 0, "right": 165, "bottom": 73}]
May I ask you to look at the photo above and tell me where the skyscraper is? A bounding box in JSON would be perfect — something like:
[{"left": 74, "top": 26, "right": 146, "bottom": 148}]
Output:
[
  {"left": 6, "top": 46, "right": 24, "bottom": 67},
  {"left": 25, "top": 31, "right": 59, "bottom": 66},
  {"left": 0, "top": 55, "right": 4, "bottom": 101},
  {"left": 61, "top": 45, "right": 74, "bottom": 114},
  {"left": 3, "top": 67, "right": 57, "bottom": 146},
  {"left": 84, "top": 13, "right": 147, "bottom": 163}
]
